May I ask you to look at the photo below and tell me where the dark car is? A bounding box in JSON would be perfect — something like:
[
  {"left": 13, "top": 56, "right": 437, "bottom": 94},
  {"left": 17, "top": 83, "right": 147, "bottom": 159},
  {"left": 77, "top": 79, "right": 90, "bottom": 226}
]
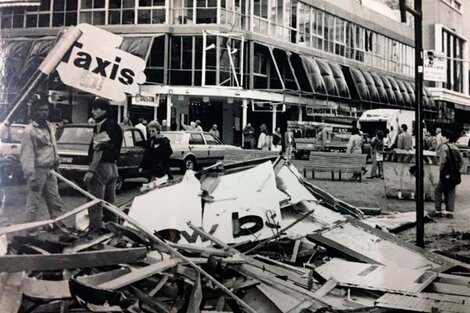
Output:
[{"left": 57, "top": 124, "right": 146, "bottom": 190}]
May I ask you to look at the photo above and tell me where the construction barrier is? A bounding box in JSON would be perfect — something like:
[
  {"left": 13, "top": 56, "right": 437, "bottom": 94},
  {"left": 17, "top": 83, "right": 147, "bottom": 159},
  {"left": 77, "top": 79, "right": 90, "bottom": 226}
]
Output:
[{"left": 382, "top": 151, "right": 439, "bottom": 201}]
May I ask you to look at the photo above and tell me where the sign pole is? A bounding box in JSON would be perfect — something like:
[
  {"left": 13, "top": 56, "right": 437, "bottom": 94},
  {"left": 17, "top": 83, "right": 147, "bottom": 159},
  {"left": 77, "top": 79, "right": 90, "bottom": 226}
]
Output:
[
  {"left": 400, "top": 0, "right": 425, "bottom": 248},
  {"left": 414, "top": 0, "right": 425, "bottom": 248}
]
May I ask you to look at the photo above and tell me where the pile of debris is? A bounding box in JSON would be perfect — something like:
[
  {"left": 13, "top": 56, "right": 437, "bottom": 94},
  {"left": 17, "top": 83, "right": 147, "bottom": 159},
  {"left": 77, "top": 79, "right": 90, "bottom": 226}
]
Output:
[{"left": 1, "top": 158, "right": 470, "bottom": 313}]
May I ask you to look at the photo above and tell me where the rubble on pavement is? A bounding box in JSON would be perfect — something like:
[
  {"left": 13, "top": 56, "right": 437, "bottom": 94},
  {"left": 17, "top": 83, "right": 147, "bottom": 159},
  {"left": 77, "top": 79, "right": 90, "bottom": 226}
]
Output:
[{"left": 1, "top": 157, "right": 470, "bottom": 313}]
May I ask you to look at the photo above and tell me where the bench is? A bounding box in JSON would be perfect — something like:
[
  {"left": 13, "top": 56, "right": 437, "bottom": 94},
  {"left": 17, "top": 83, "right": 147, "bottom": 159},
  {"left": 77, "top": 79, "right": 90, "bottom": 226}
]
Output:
[{"left": 303, "top": 152, "right": 367, "bottom": 182}]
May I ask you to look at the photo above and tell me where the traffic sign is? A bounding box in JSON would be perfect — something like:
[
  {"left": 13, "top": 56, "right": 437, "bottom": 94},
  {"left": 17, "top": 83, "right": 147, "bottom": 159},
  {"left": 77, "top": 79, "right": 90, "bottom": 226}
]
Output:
[
  {"left": 423, "top": 50, "right": 446, "bottom": 82},
  {"left": 56, "top": 24, "right": 146, "bottom": 102}
]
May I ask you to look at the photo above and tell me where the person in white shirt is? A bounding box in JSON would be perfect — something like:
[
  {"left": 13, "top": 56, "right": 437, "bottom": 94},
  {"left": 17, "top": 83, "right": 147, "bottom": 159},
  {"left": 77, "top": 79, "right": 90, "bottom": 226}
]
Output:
[
  {"left": 195, "top": 120, "right": 203, "bottom": 132},
  {"left": 135, "top": 118, "right": 148, "bottom": 140}
]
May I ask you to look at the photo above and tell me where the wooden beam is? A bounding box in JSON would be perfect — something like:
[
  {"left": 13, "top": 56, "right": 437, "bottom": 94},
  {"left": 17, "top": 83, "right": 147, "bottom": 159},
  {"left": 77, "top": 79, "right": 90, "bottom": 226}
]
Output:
[
  {"left": 98, "top": 259, "right": 180, "bottom": 290},
  {"left": 23, "top": 276, "right": 70, "bottom": 299},
  {"left": 0, "top": 272, "right": 24, "bottom": 313},
  {"left": 0, "top": 199, "right": 100, "bottom": 236},
  {"left": 0, "top": 247, "right": 147, "bottom": 272},
  {"left": 429, "top": 282, "right": 470, "bottom": 297}
]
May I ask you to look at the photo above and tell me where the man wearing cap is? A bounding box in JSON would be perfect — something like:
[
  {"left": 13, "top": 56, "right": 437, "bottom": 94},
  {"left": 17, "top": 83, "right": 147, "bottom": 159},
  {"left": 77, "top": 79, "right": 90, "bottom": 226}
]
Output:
[
  {"left": 83, "top": 98, "right": 123, "bottom": 232},
  {"left": 20, "top": 97, "right": 65, "bottom": 226}
]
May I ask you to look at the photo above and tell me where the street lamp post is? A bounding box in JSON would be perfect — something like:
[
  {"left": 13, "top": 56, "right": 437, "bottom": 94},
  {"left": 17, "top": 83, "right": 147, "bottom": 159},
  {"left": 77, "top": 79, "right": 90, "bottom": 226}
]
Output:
[{"left": 400, "top": 0, "right": 424, "bottom": 248}]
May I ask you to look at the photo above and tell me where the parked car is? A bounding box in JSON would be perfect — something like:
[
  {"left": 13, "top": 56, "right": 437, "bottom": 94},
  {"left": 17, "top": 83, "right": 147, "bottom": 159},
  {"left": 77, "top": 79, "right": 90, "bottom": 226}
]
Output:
[
  {"left": 161, "top": 131, "right": 241, "bottom": 171},
  {"left": 456, "top": 134, "right": 470, "bottom": 150},
  {"left": 0, "top": 123, "right": 26, "bottom": 185},
  {"left": 57, "top": 124, "right": 146, "bottom": 191}
]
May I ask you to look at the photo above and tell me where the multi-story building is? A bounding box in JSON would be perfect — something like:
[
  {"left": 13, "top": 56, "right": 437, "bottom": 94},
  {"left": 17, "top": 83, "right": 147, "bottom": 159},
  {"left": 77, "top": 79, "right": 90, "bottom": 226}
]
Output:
[
  {"left": 421, "top": 0, "right": 470, "bottom": 131},
  {"left": 0, "top": 0, "right": 436, "bottom": 145}
]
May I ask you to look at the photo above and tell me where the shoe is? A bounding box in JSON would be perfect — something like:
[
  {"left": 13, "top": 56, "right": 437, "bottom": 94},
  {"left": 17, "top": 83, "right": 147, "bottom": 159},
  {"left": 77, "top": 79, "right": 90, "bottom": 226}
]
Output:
[
  {"left": 429, "top": 210, "right": 444, "bottom": 218},
  {"left": 367, "top": 176, "right": 375, "bottom": 179},
  {"left": 362, "top": 169, "right": 368, "bottom": 175},
  {"left": 442, "top": 211, "right": 454, "bottom": 218}
]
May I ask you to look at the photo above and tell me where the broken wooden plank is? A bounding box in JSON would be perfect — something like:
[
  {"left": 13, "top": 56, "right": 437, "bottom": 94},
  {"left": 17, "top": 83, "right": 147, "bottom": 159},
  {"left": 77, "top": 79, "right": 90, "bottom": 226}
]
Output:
[
  {"left": 428, "top": 282, "right": 470, "bottom": 297},
  {"left": 0, "top": 247, "right": 147, "bottom": 272},
  {"left": 0, "top": 199, "right": 100, "bottom": 236},
  {"left": 0, "top": 272, "right": 24, "bottom": 313},
  {"left": 23, "top": 276, "right": 70, "bottom": 299},
  {"left": 376, "top": 293, "right": 470, "bottom": 313},
  {"left": 315, "top": 258, "right": 437, "bottom": 294},
  {"left": 313, "top": 277, "right": 338, "bottom": 298},
  {"left": 308, "top": 218, "right": 449, "bottom": 270},
  {"left": 98, "top": 258, "right": 180, "bottom": 290},
  {"left": 63, "top": 233, "right": 114, "bottom": 253}
]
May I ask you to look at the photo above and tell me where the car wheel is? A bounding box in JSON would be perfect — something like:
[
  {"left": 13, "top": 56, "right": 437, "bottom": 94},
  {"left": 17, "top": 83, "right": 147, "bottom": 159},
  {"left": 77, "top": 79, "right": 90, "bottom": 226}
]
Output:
[{"left": 183, "top": 156, "right": 196, "bottom": 172}]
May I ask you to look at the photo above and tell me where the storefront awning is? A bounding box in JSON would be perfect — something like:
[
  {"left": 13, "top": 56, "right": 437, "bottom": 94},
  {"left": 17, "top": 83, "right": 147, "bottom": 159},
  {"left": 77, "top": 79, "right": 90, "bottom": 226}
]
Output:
[
  {"left": 315, "top": 58, "right": 340, "bottom": 98},
  {"left": 0, "top": 38, "right": 54, "bottom": 93},
  {"left": 349, "top": 68, "right": 370, "bottom": 102},
  {"left": 327, "top": 61, "right": 350, "bottom": 99},
  {"left": 404, "top": 81, "right": 415, "bottom": 107},
  {"left": 360, "top": 70, "right": 380, "bottom": 103},
  {"left": 120, "top": 36, "right": 156, "bottom": 62},
  {"left": 300, "top": 56, "right": 327, "bottom": 96},
  {"left": 396, "top": 80, "right": 412, "bottom": 108},
  {"left": 379, "top": 76, "right": 397, "bottom": 105},
  {"left": 386, "top": 76, "right": 405, "bottom": 107},
  {"left": 370, "top": 72, "right": 389, "bottom": 104}
]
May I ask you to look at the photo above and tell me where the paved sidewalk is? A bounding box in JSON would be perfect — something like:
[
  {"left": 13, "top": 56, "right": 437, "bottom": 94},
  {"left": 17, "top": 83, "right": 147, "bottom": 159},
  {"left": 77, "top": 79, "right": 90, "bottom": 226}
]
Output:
[{"left": 291, "top": 159, "right": 470, "bottom": 243}]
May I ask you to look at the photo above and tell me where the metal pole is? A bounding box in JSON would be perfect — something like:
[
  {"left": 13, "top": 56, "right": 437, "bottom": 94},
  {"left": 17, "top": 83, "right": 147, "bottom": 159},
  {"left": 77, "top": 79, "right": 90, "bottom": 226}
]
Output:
[{"left": 415, "top": 0, "right": 425, "bottom": 248}]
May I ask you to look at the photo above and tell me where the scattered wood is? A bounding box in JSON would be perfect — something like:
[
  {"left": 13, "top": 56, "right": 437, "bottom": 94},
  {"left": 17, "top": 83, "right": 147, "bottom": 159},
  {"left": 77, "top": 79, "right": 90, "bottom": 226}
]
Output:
[{"left": 0, "top": 247, "right": 147, "bottom": 272}]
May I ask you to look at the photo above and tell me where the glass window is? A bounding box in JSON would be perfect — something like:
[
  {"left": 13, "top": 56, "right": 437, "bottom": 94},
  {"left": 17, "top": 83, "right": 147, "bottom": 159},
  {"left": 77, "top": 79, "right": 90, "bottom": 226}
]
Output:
[
  {"left": 204, "top": 134, "right": 222, "bottom": 145},
  {"left": 124, "top": 130, "right": 134, "bottom": 147},
  {"left": 133, "top": 130, "right": 145, "bottom": 146},
  {"left": 189, "top": 133, "right": 204, "bottom": 144}
]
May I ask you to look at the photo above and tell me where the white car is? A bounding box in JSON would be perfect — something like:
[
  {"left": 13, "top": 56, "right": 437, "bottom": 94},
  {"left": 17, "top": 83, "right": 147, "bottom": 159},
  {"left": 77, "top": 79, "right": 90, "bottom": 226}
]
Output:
[
  {"left": 161, "top": 131, "right": 240, "bottom": 171},
  {"left": 456, "top": 134, "right": 470, "bottom": 150}
]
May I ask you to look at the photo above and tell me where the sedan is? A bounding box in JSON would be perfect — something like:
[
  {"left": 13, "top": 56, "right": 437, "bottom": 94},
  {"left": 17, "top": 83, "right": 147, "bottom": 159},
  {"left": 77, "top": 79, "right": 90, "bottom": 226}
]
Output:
[
  {"left": 57, "top": 124, "right": 146, "bottom": 190},
  {"left": 161, "top": 131, "right": 240, "bottom": 171}
]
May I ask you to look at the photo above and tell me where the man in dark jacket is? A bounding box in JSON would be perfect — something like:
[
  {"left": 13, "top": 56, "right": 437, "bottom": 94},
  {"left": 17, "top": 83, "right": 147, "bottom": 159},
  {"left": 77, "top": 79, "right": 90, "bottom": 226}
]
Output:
[
  {"left": 83, "top": 98, "right": 123, "bottom": 232},
  {"left": 141, "top": 121, "right": 173, "bottom": 180}
]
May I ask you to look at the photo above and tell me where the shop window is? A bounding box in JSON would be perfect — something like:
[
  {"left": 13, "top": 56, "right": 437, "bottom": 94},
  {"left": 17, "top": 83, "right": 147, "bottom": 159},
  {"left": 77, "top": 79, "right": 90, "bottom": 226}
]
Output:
[
  {"left": 80, "top": 0, "right": 106, "bottom": 25},
  {"left": 138, "top": 0, "right": 165, "bottom": 24}
]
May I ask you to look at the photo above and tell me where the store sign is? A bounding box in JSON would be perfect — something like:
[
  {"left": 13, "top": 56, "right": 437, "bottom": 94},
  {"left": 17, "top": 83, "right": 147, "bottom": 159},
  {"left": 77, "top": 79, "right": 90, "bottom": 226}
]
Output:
[
  {"left": 133, "top": 94, "right": 158, "bottom": 107},
  {"left": 56, "top": 23, "right": 146, "bottom": 102},
  {"left": 251, "top": 101, "right": 286, "bottom": 112},
  {"left": 423, "top": 50, "right": 446, "bottom": 82},
  {"left": 306, "top": 104, "right": 357, "bottom": 118}
]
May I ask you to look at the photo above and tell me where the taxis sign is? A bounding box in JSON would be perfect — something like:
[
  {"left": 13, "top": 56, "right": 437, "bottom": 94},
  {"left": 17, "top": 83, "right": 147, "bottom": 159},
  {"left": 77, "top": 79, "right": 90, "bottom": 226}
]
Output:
[{"left": 56, "top": 23, "right": 146, "bottom": 102}]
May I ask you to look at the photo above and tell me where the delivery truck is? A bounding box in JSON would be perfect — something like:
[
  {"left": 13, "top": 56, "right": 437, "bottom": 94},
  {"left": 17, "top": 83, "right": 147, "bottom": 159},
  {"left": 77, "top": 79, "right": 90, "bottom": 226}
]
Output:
[{"left": 358, "top": 109, "right": 415, "bottom": 148}]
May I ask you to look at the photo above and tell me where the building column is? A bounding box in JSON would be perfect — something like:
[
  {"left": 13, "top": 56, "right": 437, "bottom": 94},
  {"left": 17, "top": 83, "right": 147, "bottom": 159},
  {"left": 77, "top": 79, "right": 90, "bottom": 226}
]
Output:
[
  {"left": 166, "top": 94, "right": 172, "bottom": 129},
  {"left": 123, "top": 100, "right": 128, "bottom": 123},
  {"left": 242, "top": 99, "right": 248, "bottom": 142},
  {"left": 117, "top": 105, "right": 122, "bottom": 123},
  {"left": 298, "top": 105, "right": 303, "bottom": 122},
  {"left": 272, "top": 109, "right": 277, "bottom": 133}
]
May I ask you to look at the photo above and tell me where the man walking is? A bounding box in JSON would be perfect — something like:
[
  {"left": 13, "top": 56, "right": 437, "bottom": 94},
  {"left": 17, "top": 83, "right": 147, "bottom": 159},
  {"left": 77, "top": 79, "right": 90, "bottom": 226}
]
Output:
[
  {"left": 397, "top": 124, "right": 413, "bottom": 150},
  {"left": 83, "top": 98, "right": 123, "bottom": 232},
  {"left": 20, "top": 97, "right": 65, "bottom": 228},
  {"left": 433, "top": 130, "right": 464, "bottom": 218}
]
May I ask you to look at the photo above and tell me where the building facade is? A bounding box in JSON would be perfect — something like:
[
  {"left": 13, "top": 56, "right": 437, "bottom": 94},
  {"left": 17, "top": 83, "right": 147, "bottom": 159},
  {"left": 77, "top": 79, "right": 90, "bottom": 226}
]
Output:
[
  {"left": 422, "top": 0, "right": 470, "bottom": 132},
  {"left": 0, "top": 0, "right": 437, "bottom": 145}
]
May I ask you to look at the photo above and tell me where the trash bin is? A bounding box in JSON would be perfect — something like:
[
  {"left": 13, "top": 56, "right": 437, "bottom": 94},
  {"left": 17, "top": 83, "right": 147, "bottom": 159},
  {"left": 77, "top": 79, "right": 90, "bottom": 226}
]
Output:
[{"left": 382, "top": 151, "right": 439, "bottom": 201}]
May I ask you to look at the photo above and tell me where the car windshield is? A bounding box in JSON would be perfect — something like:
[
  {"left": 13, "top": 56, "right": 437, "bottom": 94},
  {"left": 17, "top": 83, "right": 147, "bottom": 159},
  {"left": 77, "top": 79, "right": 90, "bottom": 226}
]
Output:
[
  {"left": 57, "top": 127, "right": 93, "bottom": 144},
  {"left": 162, "top": 133, "right": 183, "bottom": 144},
  {"left": 1, "top": 125, "right": 25, "bottom": 143}
]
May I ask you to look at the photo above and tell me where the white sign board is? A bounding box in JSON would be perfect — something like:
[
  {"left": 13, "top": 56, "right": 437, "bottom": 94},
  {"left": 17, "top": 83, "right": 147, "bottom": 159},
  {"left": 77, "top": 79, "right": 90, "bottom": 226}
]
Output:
[
  {"left": 133, "top": 94, "right": 158, "bottom": 107},
  {"left": 423, "top": 50, "right": 446, "bottom": 82},
  {"left": 56, "top": 23, "right": 146, "bottom": 102}
]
